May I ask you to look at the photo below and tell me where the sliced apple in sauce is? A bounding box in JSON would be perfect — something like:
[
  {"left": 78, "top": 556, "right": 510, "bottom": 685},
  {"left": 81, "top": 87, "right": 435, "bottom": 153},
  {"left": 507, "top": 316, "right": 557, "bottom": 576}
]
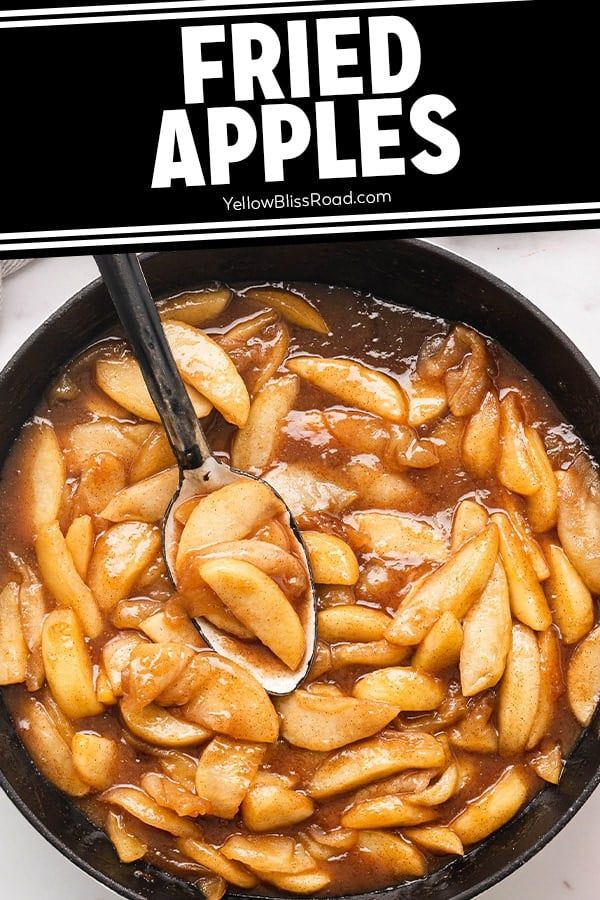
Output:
[
  {"left": 96, "top": 356, "right": 212, "bottom": 422},
  {"left": 163, "top": 319, "right": 250, "bottom": 427},
  {"left": 287, "top": 355, "right": 408, "bottom": 423}
]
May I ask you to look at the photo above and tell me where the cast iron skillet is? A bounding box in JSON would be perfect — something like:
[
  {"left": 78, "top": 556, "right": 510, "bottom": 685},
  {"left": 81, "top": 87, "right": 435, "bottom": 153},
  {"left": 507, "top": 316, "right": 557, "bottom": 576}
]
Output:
[{"left": 1, "top": 239, "right": 600, "bottom": 900}]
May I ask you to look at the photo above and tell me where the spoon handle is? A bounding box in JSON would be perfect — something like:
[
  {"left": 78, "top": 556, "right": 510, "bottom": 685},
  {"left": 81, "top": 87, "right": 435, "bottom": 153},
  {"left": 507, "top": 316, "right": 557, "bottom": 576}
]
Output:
[{"left": 94, "top": 253, "right": 212, "bottom": 471}]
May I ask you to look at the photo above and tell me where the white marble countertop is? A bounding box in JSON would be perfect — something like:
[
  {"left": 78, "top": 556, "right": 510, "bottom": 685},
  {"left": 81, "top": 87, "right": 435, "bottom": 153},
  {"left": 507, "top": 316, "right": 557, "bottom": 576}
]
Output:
[{"left": 1, "top": 230, "right": 599, "bottom": 898}]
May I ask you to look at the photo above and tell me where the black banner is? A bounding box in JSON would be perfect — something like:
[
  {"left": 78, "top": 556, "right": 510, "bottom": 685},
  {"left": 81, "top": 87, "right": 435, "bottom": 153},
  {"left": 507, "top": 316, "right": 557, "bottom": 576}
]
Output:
[{"left": 0, "top": 0, "right": 597, "bottom": 252}]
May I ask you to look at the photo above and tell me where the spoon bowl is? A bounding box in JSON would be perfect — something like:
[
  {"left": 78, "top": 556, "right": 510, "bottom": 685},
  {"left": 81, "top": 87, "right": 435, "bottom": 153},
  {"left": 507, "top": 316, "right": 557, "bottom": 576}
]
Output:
[
  {"left": 95, "top": 254, "right": 317, "bottom": 694},
  {"left": 163, "top": 457, "right": 317, "bottom": 694}
]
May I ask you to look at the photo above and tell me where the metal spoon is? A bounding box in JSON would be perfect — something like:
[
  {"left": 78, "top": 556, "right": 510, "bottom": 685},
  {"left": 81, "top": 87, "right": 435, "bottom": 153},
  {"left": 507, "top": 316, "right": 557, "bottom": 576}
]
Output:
[{"left": 95, "top": 254, "right": 316, "bottom": 694}]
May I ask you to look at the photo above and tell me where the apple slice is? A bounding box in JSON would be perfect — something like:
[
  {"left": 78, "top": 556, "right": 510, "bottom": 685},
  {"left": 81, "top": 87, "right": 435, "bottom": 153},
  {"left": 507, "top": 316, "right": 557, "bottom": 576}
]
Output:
[
  {"left": 163, "top": 319, "right": 250, "bottom": 426},
  {"left": 97, "top": 356, "right": 212, "bottom": 422},
  {"left": 287, "top": 355, "right": 407, "bottom": 423}
]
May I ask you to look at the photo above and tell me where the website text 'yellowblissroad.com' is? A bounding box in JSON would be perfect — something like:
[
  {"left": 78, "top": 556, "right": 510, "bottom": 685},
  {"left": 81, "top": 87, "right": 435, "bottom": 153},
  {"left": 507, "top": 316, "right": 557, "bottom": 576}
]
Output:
[{"left": 222, "top": 190, "right": 392, "bottom": 214}]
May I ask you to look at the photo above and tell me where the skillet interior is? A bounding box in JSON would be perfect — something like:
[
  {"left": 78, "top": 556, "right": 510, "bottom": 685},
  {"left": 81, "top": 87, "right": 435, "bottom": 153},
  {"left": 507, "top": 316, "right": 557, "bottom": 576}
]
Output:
[{"left": 1, "top": 238, "right": 599, "bottom": 900}]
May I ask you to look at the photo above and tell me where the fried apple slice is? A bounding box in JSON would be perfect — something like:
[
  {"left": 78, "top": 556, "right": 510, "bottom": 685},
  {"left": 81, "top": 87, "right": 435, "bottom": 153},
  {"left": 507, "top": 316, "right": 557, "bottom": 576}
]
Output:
[
  {"left": 556, "top": 457, "right": 600, "bottom": 592},
  {"left": 497, "top": 623, "right": 541, "bottom": 755},
  {"left": 254, "top": 519, "right": 291, "bottom": 550},
  {"left": 503, "top": 495, "right": 550, "bottom": 581},
  {"left": 287, "top": 356, "right": 407, "bottom": 423},
  {"left": 245, "top": 287, "right": 330, "bottom": 334},
  {"left": 178, "top": 838, "right": 258, "bottom": 888},
  {"left": 460, "top": 560, "right": 511, "bottom": 696},
  {"left": 176, "top": 480, "right": 284, "bottom": 570},
  {"left": 162, "top": 320, "right": 250, "bottom": 426},
  {"left": 404, "top": 761, "right": 460, "bottom": 806},
  {"left": 100, "top": 467, "right": 179, "bottom": 523},
  {"left": 530, "top": 742, "right": 563, "bottom": 784},
  {"left": 342, "top": 795, "right": 437, "bottom": 829},
  {"left": 317, "top": 606, "right": 392, "bottom": 643},
  {"left": 392, "top": 429, "right": 439, "bottom": 469},
  {"left": 449, "top": 695, "right": 498, "bottom": 754},
  {"left": 173, "top": 583, "right": 254, "bottom": 641},
  {"left": 232, "top": 374, "right": 298, "bottom": 471},
  {"left": 221, "top": 834, "right": 314, "bottom": 875},
  {"left": 130, "top": 427, "right": 176, "bottom": 482},
  {"left": 266, "top": 871, "right": 331, "bottom": 894},
  {"left": 413, "top": 612, "right": 463, "bottom": 674},
  {"left": 181, "top": 654, "right": 279, "bottom": 743},
  {"left": 386, "top": 524, "right": 499, "bottom": 645},
  {"left": 324, "top": 408, "right": 391, "bottom": 458},
  {"left": 306, "top": 641, "right": 332, "bottom": 680},
  {"left": 545, "top": 543, "right": 594, "bottom": 644},
  {"left": 492, "top": 512, "right": 552, "bottom": 631},
  {"left": 87, "top": 522, "right": 161, "bottom": 611},
  {"left": 461, "top": 391, "right": 500, "bottom": 480},
  {"left": 102, "top": 632, "right": 149, "bottom": 697},
  {"left": 278, "top": 690, "right": 400, "bottom": 751},
  {"left": 141, "top": 772, "right": 208, "bottom": 818},
  {"left": 444, "top": 328, "right": 490, "bottom": 417},
  {"left": 302, "top": 825, "right": 358, "bottom": 861},
  {"left": 451, "top": 767, "right": 529, "bottom": 845},
  {"left": 65, "top": 515, "right": 94, "bottom": 580},
  {"left": 65, "top": 420, "right": 152, "bottom": 473},
  {"left": 298, "top": 826, "right": 342, "bottom": 862},
  {"left": 497, "top": 393, "right": 540, "bottom": 496},
  {"left": 12, "top": 556, "right": 46, "bottom": 648},
  {"left": 72, "top": 732, "right": 119, "bottom": 790},
  {"left": 197, "top": 558, "right": 305, "bottom": 670},
  {"left": 157, "top": 287, "right": 231, "bottom": 325},
  {"left": 351, "top": 470, "right": 421, "bottom": 511},
  {"left": 527, "top": 628, "right": 563, "bottom": 749},
  {"left": 353, "top": 667, "right": 445, "bottom": 711},
  {"left": 245, "top": 321, "right": 292, "bottom": 395},
  {"left": 121, "top": 702, "right": 212, "bottom": 748},
  {"left": 422, "top": 326, "right": 477, "bottom": 379},
  {"left": 242, "top": 778, "right": 314, "bottom": 832},
  {"left": 404, "top": 826, "right": 464, "bottom": 857},
  {"left": 188, "top": 540, "right": 307, "bottom": 596},
  {"left": 13, "top": 556, "right": 47, "bottom": 691},
  {"left": 407, "top": 378, "right": 448, "bottom": 427},
  {"left": 74, "top": 452, "right": 127, "bottom": 518},
  {"left": 195, "top": 737, "right": 266, "bottom": 818},
  {"left": 96, "top": 356, "right": 212, "bottom": 423},
  {"left": 100, "top": 786, "right": 202, "bottom": 838},
  {"left": 218, "top": 310, "right": 278, "bottom": 351},
  {"left": 138, "top": 610, "right": 205, "bottom": 649},
  {"left": 356, "top": 831, "right": 426, "bottom": 877},
  {"left": 16, "top": 695, "right": 89, "bottom": 796},
  {"left": 41, "top": 609, "right": 104, "bottom": 719},
  {"left": 124, "top": 642, "right": 196, "bottom": 712},
  {"left": 156, "top": 752, "right": 199, "bottom": 793},
  {"left": 106, "top": 811, "right": 147, "bottom": 863},
  {"left": 0, "top": 582, "right": 28, "bottom": 685},
  {"left": 525, "top": 427, "right": 558, "bottom": 533},
  {"left": 96, "top": 670, "right": 118, "bottom": 706},
  {"left": 567, "top": 624, "right": 600, "bottom": 726},
  {"left": 308, "top": 732, "right": 445, "bottom": 799},
  {"left": 302, "top": 531, "right": 359, "bottom": 585},
  {"left": 35, "top": 683, "right": 78, "bottom": 745},
  {"left": 330, "top": 640, "right": 410, "bottom": 669},
  {"left": 265, "top": 463, "right": 357, "bottom": 518},
  {"left": 349, "top": 512, "right": 447, "bottom": 564},
  {"left": 27, "top": 423, "right": 65, "bottom": 536},
  {"left": 450, "top": 499, "right": 489, "bottom": 551},
  {"left": 327, "top": 412, "right": 437, "bottom": 470},
  {"left": 416, "top": 329, "right": 465, "bottom": 380}
]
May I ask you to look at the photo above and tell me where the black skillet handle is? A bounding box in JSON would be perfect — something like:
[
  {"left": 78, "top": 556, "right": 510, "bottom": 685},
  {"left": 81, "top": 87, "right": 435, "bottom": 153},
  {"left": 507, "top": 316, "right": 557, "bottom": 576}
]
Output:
[{"left": 94, "top": 253, "right": 212, "bottom": 471}]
